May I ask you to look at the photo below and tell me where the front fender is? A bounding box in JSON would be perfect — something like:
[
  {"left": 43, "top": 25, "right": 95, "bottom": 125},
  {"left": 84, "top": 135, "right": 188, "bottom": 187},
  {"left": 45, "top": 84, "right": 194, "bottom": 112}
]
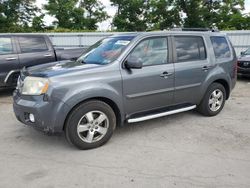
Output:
[{"left": 52, "top": 83, "right": 124, "bottom": 125}]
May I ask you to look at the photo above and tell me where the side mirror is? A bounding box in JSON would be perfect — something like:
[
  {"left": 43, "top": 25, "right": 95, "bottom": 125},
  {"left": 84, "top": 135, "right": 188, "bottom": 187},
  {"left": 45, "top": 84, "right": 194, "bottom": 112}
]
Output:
[
  {"left": 125, "top": 57, "right": 143, "bottom": 69},
  {"left": 241, "top": 51, "right": 245, "bottom": 56}
]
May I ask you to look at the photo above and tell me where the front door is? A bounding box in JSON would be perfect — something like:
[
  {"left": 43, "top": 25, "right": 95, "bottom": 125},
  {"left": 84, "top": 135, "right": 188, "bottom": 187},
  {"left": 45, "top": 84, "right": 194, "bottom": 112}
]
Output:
[{"left": 121, "top": 37, "right": 174, "bottom": 116}]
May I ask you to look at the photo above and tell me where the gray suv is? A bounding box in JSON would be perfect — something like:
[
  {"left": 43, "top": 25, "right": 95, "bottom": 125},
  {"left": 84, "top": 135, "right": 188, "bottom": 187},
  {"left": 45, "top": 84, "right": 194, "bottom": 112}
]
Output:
[{"left": 13, "top": 31, "right": 237, "bottom": 149}]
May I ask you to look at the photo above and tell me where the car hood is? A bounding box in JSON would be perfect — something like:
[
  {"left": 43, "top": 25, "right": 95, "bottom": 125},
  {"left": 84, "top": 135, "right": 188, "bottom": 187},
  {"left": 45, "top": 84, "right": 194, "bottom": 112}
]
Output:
[
  {"left": 238, "top": 55, "right": 250, "bottom": 61},
  {"left": 22, "top": 60, "right": 101, "bottom": 78}
]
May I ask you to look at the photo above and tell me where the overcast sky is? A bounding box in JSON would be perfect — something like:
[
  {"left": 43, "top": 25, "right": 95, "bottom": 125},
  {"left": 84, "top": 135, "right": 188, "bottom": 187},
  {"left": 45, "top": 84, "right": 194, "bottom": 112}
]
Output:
[{"left": 36, "top": 0, "right": 250, "bottom": 31}]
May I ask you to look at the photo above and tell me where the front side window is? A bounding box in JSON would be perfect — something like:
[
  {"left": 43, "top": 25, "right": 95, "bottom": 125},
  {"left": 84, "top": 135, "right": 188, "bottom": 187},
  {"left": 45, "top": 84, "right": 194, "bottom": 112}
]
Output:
[
  {"left": 18, "top": 37, "right": 48, "bottom": 53},
  {"left": 128, "top": 37, "right": 168, "bottom": 66},
  {"left": 211, "top": 36, "right": 231, "bottom": 59},
  {"left": 0, "top": 37, "right": 13, "bottom": 55},
  {"left": 77, "top": 36, "right": 134, "bottom": 65},
  {"left": 174, "top": 36, "right": 206, "bottom": 62}
]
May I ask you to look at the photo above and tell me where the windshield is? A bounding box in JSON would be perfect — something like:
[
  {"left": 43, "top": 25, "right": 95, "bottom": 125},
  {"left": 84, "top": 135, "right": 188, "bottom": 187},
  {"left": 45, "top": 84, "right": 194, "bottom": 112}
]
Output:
[
  {"left": 242, "top": 48, "right": 250, "bottom": 56},
  {"left": 77, "top": 36, "right": 135, "bottom": 65}
]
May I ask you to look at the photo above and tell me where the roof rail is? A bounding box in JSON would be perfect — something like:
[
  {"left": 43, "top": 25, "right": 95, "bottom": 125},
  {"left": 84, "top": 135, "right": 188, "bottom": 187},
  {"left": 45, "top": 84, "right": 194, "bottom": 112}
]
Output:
[{"left": 171, "top": 27, "right": 219, "bottom": 32}]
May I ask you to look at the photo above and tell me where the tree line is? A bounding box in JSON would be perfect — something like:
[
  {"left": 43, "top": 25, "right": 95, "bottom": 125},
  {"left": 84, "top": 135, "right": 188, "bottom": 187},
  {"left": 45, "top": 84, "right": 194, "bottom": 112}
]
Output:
[{"left": 0, "top": 0, "right": 250, "bottom": 32}]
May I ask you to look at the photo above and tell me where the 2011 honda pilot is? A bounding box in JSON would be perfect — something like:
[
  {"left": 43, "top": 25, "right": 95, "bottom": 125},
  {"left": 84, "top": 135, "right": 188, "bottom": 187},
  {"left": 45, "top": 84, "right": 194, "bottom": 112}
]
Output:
[{"left": 13, "top": 30, "right": 237, "bottom": 149}]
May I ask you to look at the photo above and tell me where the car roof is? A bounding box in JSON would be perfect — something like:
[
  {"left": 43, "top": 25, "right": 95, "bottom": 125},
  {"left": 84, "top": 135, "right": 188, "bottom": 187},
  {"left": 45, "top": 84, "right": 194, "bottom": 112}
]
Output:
[{"left": 112, "top": 31, "right": 226, "bottom": 38}]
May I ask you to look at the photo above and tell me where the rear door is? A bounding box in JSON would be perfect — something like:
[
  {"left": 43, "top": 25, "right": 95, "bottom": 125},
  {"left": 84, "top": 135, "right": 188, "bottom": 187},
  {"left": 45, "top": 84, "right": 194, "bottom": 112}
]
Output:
[
  {"left": 121, "top": 36, "right": 175, "bottom": 116},
  {"left": 173, "top": 35, "right": 211, "bottom": 104},
  {"left": 17, "top": 36, "right": 56, "bottom": 68},
  {"left": 0, "top": 36, "right": 20, "bottom": 86}
]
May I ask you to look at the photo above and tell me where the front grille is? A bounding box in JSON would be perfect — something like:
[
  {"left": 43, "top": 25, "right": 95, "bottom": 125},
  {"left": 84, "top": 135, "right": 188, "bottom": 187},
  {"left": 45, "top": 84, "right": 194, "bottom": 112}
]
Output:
[{"left": 238, "top": 61, "right": 250, "bottom": 69}]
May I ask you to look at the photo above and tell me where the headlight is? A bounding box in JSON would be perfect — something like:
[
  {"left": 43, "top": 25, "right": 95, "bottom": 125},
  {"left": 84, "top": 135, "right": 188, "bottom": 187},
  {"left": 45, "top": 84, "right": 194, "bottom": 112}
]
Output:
[{"left": 21, "top": 77, "right": 49, "bottom": 95}]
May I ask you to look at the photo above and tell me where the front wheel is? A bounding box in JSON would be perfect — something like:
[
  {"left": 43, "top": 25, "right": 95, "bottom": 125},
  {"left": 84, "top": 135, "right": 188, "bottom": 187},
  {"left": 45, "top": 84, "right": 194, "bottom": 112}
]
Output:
[
  {"left": 197, "top": 83, "right": 226, "bottom": 116},
  {"left": 65, "top": 100, "right": 116, "bottom": 150}
]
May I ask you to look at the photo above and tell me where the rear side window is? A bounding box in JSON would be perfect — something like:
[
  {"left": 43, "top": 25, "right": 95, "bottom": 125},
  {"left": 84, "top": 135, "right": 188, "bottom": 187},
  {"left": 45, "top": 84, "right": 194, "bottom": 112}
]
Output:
[
  {"left": 0, "top": 37, "right": 13, "bottom": 55},
  {"left": 18, "top": 37, "right": 48, "bottom": 53},
  {"left": 174, "top": 36, "right": 206, "bottom": 62},
  {"left": 211, "top": 36, "right": 231, "bottom": 59}
]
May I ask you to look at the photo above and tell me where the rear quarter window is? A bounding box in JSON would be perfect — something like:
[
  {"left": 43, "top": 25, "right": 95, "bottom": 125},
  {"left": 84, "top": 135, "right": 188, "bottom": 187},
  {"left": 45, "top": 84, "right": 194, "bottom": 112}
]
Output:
[{"left": 210, "top": 36, "right": 231, "bottom": 59}]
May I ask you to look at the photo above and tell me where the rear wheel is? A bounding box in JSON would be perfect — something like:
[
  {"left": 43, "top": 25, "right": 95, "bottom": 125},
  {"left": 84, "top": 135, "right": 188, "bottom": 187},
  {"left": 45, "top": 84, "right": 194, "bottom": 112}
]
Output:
[
  {"left": 65, "top": 100, "right": 116, "bottom": 150},
  {"left": 197, "top": 83, "right": 226, "bottom": 116}
]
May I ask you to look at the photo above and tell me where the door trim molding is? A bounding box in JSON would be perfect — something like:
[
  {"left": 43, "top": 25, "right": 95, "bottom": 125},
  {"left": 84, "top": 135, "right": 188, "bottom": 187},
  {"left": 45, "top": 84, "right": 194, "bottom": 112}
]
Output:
[
  {"left": 175, "top": 83, "right": 201, "bottom": 91},
  {"left": 126, "top": 87, "right": 175, "bottom": 99}
]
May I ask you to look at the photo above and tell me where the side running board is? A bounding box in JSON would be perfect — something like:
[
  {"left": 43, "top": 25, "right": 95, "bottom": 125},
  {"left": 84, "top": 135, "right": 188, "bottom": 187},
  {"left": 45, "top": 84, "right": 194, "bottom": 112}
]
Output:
[{"left": 127, "top": 105, "right": 197, "bottom": 123}]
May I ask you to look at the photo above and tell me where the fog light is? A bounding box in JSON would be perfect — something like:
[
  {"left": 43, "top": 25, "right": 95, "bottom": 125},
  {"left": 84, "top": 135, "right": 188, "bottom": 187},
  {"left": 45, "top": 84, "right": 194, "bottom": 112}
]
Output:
[{"left": 29, "top": 113, "right": 35, "bottom": 123}]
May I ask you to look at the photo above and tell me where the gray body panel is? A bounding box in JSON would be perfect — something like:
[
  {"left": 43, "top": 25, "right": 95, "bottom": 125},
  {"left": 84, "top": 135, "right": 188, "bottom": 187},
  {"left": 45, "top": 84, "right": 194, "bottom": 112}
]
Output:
[
  {"left": 13, "top": 31, "right": 237, "bottom": 133},
  {"left": 121, "top": 63, "right": 174, "bottom": 115}
]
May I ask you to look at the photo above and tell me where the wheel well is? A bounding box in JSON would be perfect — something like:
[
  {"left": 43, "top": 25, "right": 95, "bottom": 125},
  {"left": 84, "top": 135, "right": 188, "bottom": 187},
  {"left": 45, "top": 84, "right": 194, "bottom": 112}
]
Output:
[
  {"left": 213, "top": 79, "right": 230, "bottom": 100},
  {"left": 63, "top": 97, "right": 122, "bottom": 130}
]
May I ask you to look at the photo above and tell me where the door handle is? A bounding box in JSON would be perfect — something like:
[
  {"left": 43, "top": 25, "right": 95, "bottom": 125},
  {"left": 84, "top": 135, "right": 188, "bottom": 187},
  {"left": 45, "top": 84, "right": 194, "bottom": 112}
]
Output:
[
  {"left": 5, "top": 57, "right": 17, "bottom": 61},
  {"left": 202, "top": 66, "right": 212, "bottom": 71},
  {"left": 44, "top": 54, "right": 53, "bottom": 57},
  {"left": 160, "top": 71, "right": 173, "bottom": 78}
]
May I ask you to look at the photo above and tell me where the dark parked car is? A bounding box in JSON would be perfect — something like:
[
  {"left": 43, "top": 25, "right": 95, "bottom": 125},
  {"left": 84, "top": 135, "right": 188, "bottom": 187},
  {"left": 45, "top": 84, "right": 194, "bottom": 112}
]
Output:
[
  {"left": 237, "top": 48, "right": 250, "bottom": 76},
  {"left": 0, "top": 34, "right": 84, "bottom": 87},
  {"left": 13, "top": 31, "right": 237, "bottom": 150}
]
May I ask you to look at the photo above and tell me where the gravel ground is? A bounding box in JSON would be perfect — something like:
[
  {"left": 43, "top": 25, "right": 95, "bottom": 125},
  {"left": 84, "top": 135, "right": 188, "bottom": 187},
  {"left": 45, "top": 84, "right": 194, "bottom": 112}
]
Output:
[{"left": 0, "top": 78, "right": 250, "bottom": 188}]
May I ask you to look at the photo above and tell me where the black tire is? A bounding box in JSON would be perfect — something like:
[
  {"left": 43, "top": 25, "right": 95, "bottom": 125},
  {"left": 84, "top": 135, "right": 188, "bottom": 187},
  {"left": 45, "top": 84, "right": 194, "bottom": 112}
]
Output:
[
  {"left": 197, "top": 83, "right": 226, "bottom": 116},
  {"left": 65, "top": 100, "right": 116, "bottom": 150}
]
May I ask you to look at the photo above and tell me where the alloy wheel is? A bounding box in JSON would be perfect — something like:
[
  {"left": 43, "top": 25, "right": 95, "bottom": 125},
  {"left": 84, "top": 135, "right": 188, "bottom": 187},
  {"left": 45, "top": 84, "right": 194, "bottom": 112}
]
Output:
[
  {"left": 77, "top": 111, "right": 109, "bottom": 143},
  {"left": 209, "top": 89, "right": 224, "bottom": 112}
]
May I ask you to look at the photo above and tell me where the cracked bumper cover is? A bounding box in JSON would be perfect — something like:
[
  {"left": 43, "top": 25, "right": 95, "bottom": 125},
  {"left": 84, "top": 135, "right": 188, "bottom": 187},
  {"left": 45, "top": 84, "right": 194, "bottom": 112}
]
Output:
[{"left": 13, "top": 90, "right": 70, "bottom": 134}]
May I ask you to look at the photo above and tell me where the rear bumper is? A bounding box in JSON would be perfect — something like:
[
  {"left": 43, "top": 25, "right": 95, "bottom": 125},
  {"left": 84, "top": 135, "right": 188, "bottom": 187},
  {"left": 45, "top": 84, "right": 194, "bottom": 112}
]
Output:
[{"left": 13, "top": 90, "right": 70, "bottom": 134}]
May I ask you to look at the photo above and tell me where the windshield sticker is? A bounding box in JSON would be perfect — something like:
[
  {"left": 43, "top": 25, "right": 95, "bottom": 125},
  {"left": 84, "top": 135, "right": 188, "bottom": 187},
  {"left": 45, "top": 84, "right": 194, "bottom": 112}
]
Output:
[{"left": 115, "top": 40, "right": 130, "bottom": 46}]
